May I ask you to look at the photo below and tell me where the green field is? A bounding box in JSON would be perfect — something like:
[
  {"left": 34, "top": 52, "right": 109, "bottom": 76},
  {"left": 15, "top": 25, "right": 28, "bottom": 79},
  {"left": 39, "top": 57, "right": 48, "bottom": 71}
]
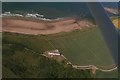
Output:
[
  {"left": 3, "top": 32, "right": 92, "bottom": 78},
  {"left": 3, "top": 41, "right": 92, "bottom": 78},
  {"left": 3, "top": 27, "right": 117, "bottom": 78},
  {"left": 95, "top": 69, "right": 118, "bottom": 78},
  {"left": 48, "top": 27, "right": 115, "bottom": 68}
]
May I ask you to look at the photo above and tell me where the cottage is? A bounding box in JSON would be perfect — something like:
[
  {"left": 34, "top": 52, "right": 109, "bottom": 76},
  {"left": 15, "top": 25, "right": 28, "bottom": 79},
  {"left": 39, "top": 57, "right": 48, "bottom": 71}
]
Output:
[{"left": 47, "top": 49, "right": 61, "bottom": 57}]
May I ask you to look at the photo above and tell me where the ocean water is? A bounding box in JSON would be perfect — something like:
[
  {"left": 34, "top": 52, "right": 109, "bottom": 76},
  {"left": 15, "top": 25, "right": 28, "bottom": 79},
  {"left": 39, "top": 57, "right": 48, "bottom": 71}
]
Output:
[
  {"left": 102, "top": 2, "right": 118, "bottom": 8},
  {"left": 2, "top": 2, "right": 118, "bottom": 19}
]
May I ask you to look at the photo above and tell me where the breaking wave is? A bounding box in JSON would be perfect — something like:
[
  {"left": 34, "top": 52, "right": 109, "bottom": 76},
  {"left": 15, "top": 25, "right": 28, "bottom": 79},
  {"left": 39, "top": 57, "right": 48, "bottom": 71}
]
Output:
[{"left": 1, "top": 11, "right": 63, "bottom": 21}]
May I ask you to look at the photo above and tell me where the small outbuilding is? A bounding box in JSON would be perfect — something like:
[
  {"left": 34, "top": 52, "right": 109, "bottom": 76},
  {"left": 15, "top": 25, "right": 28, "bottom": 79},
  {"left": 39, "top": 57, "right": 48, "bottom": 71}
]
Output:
[{"left": 46, "top": 49, "right": 61, "bottom": 57}]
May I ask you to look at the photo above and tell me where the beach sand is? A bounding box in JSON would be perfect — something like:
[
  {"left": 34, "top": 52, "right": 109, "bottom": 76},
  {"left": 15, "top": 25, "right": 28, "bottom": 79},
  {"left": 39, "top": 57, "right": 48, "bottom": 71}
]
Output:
[{"left": 2, "top": 17, "right": 94, "bottom": 35}]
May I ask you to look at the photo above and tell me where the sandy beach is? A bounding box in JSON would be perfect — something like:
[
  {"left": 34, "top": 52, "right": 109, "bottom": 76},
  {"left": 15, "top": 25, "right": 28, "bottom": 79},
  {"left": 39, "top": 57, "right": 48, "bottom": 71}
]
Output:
[{"left": 2, "top": 17, "right": 94, "bottom": 35}]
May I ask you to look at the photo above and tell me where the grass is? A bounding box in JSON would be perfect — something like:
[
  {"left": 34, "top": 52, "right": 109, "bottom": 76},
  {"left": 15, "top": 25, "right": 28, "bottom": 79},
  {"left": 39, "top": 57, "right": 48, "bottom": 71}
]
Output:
[
  {"left": 95, "top": 69, "right": 118, "bottom": 78},
  {"left": 3, "top": 27, "right": 117, "bottom": 78},
  {"left": 3, "top": 33, "right": 55, "bottom": 54},
  {"left": 2, "top": 66, "right": 19, "bottom": 78},
  {"left": 48, "top": 27, "right": 115, "bottom": 68},
  {"left": 3, "top": 32, "right": 92, "bottom": 78},
  {"left": 3, "top": 44, "right": 92, "bottom": 78}
]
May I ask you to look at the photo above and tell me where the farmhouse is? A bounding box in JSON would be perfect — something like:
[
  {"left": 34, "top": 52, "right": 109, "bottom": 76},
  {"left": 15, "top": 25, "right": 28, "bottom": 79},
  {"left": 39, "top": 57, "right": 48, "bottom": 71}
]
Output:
[{"left": 46, "top": 49, "right": 61, "bottom": 57}]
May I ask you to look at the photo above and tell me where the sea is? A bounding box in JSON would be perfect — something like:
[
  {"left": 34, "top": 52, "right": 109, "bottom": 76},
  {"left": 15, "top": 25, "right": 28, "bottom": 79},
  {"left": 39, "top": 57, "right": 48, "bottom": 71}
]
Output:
[{"left": 2, "top": 2, "right": 118, "bottom": 20}]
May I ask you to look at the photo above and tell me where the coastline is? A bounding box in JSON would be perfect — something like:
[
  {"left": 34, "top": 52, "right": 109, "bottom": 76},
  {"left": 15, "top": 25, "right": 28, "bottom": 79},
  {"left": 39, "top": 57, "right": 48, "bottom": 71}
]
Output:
[{"left": 2, "top": 16, "right": 95, "bottom": 35}]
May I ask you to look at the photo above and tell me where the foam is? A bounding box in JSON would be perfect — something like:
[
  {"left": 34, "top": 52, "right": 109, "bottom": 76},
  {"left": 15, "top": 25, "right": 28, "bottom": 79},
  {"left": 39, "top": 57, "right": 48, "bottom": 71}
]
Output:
[{"left": 2, "top": 11, "right": 63, "bottom": 21}]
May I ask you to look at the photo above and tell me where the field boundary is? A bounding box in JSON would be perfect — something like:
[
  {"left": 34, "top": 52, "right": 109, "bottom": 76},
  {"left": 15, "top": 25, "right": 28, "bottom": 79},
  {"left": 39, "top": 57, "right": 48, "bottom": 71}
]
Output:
[
  {"left": 72, "top": 64, "right": 117, "bottom": 72},
  {"left": 41, "top": 48, "right": 117, "bottom": 73}
]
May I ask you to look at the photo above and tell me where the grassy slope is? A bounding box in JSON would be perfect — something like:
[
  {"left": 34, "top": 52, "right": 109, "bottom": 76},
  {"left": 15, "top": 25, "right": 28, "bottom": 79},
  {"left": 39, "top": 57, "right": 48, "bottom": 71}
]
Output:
[
  {"left": 2, "top": 66, "right": 19, "bottom": 78},
  {"left": 3, "top": 33, "right": 55, "bottom": 54},
  {"left": 2, "top": 33, "right": 92, "bottom": 78},
  {"left": 48, "top": 27, "right": 114, "bottom": 67},
  {"left": 95, "top": 69, "right": 118, "bottom": 78},
  {"left": 2, "top": 26, "right": 117, "bottom": 78},
  {"left": 3, "top": 27, "right": 115, "bottom": 67}
]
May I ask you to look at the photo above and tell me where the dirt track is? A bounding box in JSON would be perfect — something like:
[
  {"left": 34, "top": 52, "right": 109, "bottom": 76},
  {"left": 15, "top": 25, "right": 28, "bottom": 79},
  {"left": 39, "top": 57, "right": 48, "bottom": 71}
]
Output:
[{"left": 2, "top": 17, "right": 94, "bottom": 35}]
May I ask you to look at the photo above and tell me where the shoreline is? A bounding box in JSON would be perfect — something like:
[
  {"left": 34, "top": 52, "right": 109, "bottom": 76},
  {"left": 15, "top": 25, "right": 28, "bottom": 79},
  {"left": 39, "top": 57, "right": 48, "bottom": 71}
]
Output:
[{"left": 2, "top": 16, "right": 95, "bottom": 35}]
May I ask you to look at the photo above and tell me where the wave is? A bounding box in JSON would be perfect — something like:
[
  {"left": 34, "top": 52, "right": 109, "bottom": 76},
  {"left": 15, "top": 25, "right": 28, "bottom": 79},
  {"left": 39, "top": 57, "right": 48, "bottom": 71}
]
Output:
[
  {"left": 25, "top": 13, "right": 44, "bottom": 18},
  {"left": 2, "top": 11, "right": 64, "bottom": 21},
  {"left": 2, "top": 11, "right": 23, "bottom": 17}
]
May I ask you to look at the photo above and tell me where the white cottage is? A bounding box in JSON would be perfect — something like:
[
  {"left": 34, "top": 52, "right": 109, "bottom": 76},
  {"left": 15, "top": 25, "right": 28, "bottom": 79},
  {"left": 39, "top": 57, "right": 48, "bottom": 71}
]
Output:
[{"left": 47, "top": 49, "right": 60, "bottom": 57}]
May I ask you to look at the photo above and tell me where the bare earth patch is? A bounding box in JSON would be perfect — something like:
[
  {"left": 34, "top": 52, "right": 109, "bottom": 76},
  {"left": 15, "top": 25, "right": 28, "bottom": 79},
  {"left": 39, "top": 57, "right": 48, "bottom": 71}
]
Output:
[{"left": 2, "top": 17, "right": 94, "bottom": 35}]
